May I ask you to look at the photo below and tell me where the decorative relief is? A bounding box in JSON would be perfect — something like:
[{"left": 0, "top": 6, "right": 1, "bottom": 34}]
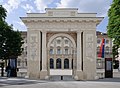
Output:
[
  {"left": 30, "top": 34, "right": 38, "bottom": 43},
  {"left": 86, "top": 34, "right": 93, "bottom": 43},
  {"left": 53, "top": 11, "right": 70, "bottom": 16},
  {"left": 48, "top": 11, "right": 53, "bottom": 16},
  {"left": 86, "top": 34, "right": 94, "bottom": 57},
  {"left": 47, "top": 32, "right": 77, "bottom": 45},
  {"left": 29, "top": 21, "right": 95, "bottom": 31},
  {"left": 29, "top": 33, "right": 38, "bottom": 60},
  {"left": 71, "top": 11, "right": 75, "bottom": 16}
]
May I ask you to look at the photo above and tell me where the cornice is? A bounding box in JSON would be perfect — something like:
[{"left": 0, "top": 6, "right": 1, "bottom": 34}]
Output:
[{"left": 20, "top": 17, "right": 103, "bottom": 25}]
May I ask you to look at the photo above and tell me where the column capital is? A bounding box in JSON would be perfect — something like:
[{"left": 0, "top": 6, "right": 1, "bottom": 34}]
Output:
[
  {"left": 41, "top": 30, "right": 47, "bottom": 33},
  {"left": 76, "top": 30, "right": 82, "bottom": 34}
]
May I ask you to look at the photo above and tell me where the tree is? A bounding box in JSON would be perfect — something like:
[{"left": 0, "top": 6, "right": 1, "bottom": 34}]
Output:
[
  {"left": 107, "top": 0, "right": 120, "bottom": 60},
  {"left": 4, "top": 27, "right": 23, "bottom": 59},
  {"left": 0, "top": 5, "right": 8, "bottom": 59},
  {"left": 0, "top": 5, "right": 23, "bottom": 60},
  {"left": 0, "top": 5, "right": 7, "bottom": 21},
  {"left": 0, "top": 5, "right": 23, "bottom": 76}
]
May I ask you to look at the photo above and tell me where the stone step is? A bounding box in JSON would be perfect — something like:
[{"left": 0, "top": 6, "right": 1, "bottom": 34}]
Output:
[{"left": 49, "top": 75, "right": 74, "bottom": 81}]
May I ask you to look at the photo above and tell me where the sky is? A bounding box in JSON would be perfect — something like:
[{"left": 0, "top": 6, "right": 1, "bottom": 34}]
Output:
[{"left": 0, "top": 0, "right": 113, "bottom": 33}]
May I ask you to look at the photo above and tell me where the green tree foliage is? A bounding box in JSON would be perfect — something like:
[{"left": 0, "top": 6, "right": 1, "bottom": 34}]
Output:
[
  {"left": 0, "top": 5, "right": 23, "bottom": 60},
  {"left": 107, "top": 0, "right": 120, "bottom": 59},
  {"left": 0, "top": 5, "right": 7, "bottom": 21}
]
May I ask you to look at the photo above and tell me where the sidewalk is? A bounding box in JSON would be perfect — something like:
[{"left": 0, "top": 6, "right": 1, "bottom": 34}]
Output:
[{"left": 0, "top": 77, "right": 120, "bottom": 88}]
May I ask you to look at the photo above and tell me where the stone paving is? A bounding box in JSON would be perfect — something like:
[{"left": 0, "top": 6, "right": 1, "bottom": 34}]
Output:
[{"left": 0, "top": 77, "right": 120, "bottom": 88}]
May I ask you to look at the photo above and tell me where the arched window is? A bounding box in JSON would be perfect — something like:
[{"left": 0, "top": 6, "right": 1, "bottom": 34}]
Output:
[
  {"left": 56, "top": 58, "right": 61, "bottom": 69},
  {"left": 65, "top": 40, "right": 68, "bottom": 44},
  {"left": 50, "top": 58, "right": 54, "bottom": 69},
  {"left": 105, "top": 46, "right": 109, "bottom": 54},
  {"left": 65, "top": 48, "right": 68, "bottom": 54},
  {"left": 106, "top": 40, "right": 109, "bottom": 44},
  {"left": 97, "top": 39, "right": 101, "bottom": 44},
  {"left": 64, "top": 59, "right": 69, "bottom": 69},
  {"left": 57, "top": 48, "right": 61, "bottom": 54},
  {"left": 50, "top": 49, "right": 53, "bottom": 54},
  {"left": 57, "top": 40, "right": 61, "bottom": 44}
]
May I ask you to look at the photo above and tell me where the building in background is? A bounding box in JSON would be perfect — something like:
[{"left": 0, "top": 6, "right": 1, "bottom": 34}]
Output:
[
  {"left": 17, "top": 32, "right": 27, "bottom": 69},
  {"left": 96, "top": 31, "right": 113, "bottom": 69}
]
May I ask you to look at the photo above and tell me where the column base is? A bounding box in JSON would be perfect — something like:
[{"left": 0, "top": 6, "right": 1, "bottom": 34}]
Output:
[
  {"left": 40, "top": 70, "right": 48, "bottom": 79},
  {"left": 74, "top": 70, "right": 84, "bottom": 80}
]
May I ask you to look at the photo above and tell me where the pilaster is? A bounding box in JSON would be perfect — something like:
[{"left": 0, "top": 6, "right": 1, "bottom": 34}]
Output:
[{"left": 40, "top": 30, "right": 48, "bottom": 79}]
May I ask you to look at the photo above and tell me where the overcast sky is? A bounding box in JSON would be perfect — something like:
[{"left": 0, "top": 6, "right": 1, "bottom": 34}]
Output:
[{"left": 0, "top": 0, "right": 113, "bottom": 32}]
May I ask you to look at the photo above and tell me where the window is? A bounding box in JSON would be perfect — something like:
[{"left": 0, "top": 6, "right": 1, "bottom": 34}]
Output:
[
  {"left": 57, "top": 49, "right": 61, "bottom": 54},
  {"left": 97, "top": 46, "right": 100, "bottom": 52},
  {"left": 97, "top": 39, "right": 101, "bottom": 44},
  {"left": 50, "top": 58, "right": 54, "bottom": 69},
  {"left": 64, "top": 59, "right": 69, "bottom": 69},
  {"left": 105, "top": 46, "right": 109, "bottom": 52},
  {"left": 106, "top": 40, "right": 109, "bottom": 44},
  {"left": 57, "top": 40, "right": 61, "bottom": 44},
  {"left": 65, "top": 40, "right": 68, "bottom": 44},
  {"left": 65, "top": 49, "right": 68, "bottom": 54},
  {"left": 25, "top": 59, "right": 27, "bottom": 66},
  {"left": 50, "top": 49, "right": 53, "bottom": 54},
  {"left": 56, "top": 58, "right": 61, "bottom": 69},
  {"left": 17, "top": 60, "right": 21, "bottom": 66}
]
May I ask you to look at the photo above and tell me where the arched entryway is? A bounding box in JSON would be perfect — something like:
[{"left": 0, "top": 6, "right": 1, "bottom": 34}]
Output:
[{"left": 47, "top": 33, "right": 76, "bottom": 78}]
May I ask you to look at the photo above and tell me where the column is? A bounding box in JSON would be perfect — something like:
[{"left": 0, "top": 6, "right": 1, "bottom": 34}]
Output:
[
  {"left": 69, "top": 58, "right": 72, "bottom": 69},
  {"left": 42, "top": 31, "right": 47, "bottom": 71},
  {"left": 77, "top": 31, "right": 82, "bottom": 71},
  {"left": 62, "top": 58, "right": 64, "bottom": 69},
  {"left": 54, "top": 58, "right": 56, "bottom": 69}
]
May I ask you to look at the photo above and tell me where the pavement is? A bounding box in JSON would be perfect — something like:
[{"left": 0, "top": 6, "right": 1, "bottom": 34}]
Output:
[{"left": 0, "top": 77, "right": 120, "bottom": 88}]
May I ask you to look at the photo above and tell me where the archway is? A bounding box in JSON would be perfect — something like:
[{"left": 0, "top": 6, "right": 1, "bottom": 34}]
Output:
[{"left": 48, "top": 33, "right": 76, "bottom": 76}]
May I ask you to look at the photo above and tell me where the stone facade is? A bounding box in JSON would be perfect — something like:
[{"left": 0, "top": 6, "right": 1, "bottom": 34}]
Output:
[{"left": 21, "top": 8, "right": 103, "bottom": 80}]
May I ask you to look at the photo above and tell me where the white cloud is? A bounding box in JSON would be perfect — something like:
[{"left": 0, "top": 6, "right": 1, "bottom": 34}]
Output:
[
  {"left": 22, "top": 4, "right": 34, "bottom": 13},
  {"left": 56, "top": 0, "right": 111, "bottom": 16},
  {"left": 34, "top": 0, "right": 54, "bottom": 12},
  {"left": 3, "top": 0, "right": 26, "bottom": 14},
  {"left": 16, "top": 21, "right": 25, "bottom": 26}
]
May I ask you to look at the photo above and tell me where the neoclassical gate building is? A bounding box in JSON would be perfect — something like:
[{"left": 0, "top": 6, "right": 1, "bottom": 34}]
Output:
[{"left": 21, "top": 8, "right": 103, "bottom": 80}]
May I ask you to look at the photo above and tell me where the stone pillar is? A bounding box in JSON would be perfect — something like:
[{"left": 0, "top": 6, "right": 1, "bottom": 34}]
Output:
[
  {"left": 83, "top": 31, "right": 96, "bottom": 80},
  {"left": 27, "top": 30, "right": 41, "bottom": 79},
  {"left": 74, "top": 31, "right": 83, "bottom": 80},
  {"left": 40, "top": 31, "right": 48, "bottom": 79},
  {"left": 69, "top": 58, "right": 72, "bottom": 69},
  {"left": 77, "top": 31, "right": 81, "bottom": 70},
  {"left": 62, "top": 58, "right": 64, "bottom": 69},
  {"left": 54, "top": 58, "right": 56, "bottom": 69},
  {"left": 42, "top": 31, "right": 47, "bottom": 70}
]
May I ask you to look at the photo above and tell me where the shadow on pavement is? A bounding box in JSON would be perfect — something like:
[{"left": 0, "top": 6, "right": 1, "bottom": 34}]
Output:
[
  {"left": 92, "top": 77, "right": 120, "bottom": 83},
  {"left": 0, "top": 78, "right": 48, "bottom": 87}
]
